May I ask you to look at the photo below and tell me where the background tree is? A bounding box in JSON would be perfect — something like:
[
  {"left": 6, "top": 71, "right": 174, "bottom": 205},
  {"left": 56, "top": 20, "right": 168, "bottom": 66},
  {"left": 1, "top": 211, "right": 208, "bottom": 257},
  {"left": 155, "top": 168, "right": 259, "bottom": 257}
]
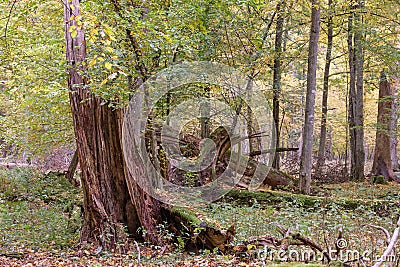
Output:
[
  {"left": 272, "top": 0, "right": 286, "bottom": 170},
  {"left": 371, "top": 71, "right": 398, "bottom": 182},
  {"left": 347, "top": 0, "right": 365, "bottom": 181},
  {"left": 299, "top": 0, "right": 321, "bottom": 194},
  {"left": 316, "top": 0, "right": 333, "bottom": 172}
]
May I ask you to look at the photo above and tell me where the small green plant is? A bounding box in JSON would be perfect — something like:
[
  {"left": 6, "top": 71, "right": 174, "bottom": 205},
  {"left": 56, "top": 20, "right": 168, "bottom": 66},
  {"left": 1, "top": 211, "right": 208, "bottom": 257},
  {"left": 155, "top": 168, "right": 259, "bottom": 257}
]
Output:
[
  {"left": 184, "top": 171, "right": 199, "bottom": 187},
  {"left": 371, "top": 175, "right": 388, "bottom": 185}
]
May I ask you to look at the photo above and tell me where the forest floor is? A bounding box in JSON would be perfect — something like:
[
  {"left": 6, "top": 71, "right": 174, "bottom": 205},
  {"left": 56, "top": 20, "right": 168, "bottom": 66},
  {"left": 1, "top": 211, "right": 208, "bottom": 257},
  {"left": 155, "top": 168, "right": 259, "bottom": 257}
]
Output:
[{"left": 0, "top": 167, "right": 399, "bottom": 266}]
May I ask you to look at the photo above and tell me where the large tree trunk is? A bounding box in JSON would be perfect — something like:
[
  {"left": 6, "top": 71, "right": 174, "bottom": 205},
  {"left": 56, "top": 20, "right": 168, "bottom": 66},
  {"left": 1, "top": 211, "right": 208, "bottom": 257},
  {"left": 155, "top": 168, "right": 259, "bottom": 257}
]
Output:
[
  {"left": 316, "top": 0, "right": 333, "bottom": 172},
  {"left": 299, "top": 0, "right": 321, "bottom": 194},
  {"left": 65, "top": 0, "right": 235, "bottom": 250},
  {"left": 347, "top": 0, "right": 365, "bottom": 181},
  {"left": 272, "top": 0, "right": 285, "bottom": 170},
  {"left": 371, "top": 71, "right": 396, "bottom": 181},
  {"left": 64, "top": 0, "right": 140, "bottom": 248}
]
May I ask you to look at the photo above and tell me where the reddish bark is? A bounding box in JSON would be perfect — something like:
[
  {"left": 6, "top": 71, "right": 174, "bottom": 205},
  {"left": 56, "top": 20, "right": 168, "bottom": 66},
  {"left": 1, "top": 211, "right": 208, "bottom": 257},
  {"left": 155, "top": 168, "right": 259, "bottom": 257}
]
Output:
[{"left": 371, "top": 71, "right": 396, "bottom": 182}]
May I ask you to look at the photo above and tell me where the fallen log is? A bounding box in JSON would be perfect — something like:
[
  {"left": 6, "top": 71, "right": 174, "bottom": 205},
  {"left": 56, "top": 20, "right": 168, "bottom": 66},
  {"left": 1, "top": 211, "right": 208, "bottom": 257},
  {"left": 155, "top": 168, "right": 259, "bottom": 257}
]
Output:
[
  {"left": 222, "top": 189, "right": 400, "bottom": 212},
  {"left": 166, "top": 207, "right": 235, "bottom": 253}
]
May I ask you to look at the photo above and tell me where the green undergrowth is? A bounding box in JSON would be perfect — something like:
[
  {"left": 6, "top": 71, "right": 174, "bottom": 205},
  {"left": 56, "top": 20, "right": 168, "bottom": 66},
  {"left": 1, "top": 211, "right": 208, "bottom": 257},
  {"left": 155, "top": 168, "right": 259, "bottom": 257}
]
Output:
[
  {"left": 223, "top": 184, "right": 400, "bottom": 211},
  {"left": 0, "top": 167, "right": 82, "bottom": 254},
  {"left": 195, "top": 183, "right": 400, "bottom": 264},
  {"left": 0, "top": 167, "right": 399, "bottom": 266}
]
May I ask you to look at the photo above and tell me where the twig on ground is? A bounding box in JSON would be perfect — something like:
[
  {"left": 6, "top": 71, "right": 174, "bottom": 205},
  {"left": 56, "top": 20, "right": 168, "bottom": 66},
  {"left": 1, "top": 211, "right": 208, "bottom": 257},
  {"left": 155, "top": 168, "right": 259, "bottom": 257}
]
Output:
[{"left": 134, "top": 240, "right": 141, "bottom": 267}]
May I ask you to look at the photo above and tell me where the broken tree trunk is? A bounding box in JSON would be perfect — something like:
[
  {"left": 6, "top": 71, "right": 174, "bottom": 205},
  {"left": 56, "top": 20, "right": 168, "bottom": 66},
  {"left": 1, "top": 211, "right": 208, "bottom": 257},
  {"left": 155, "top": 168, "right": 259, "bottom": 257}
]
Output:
[
  {"left": 371, "top": 71, "right": 396, "bottom": 182},
  {"left": 65, "top": 149, "right": 79, "bottom": 187},
  {"left": 65, "top": 0, "right": 140, "bottom": 249}
]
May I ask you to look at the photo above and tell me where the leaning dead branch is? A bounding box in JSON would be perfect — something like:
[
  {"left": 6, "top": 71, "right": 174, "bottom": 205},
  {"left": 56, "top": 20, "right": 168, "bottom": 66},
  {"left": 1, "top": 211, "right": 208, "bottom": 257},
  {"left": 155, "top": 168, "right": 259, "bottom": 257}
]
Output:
[
  {"left": 363, "top": 224, "right": 391, "bottom": 244},
  {"left": 273, "top": 224, "right": 331, "bottom": 262},
  {"left": 371, "top": 216, "right": 400, "bottom": 267}
]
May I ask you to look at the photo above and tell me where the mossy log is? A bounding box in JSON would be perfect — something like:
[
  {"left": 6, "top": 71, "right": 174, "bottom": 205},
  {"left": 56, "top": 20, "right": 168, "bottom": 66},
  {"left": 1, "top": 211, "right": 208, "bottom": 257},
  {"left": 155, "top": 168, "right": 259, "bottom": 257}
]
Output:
[
  {"left": 222, "top": 189, "right": 400, "bottom": 212},
  {"left": 167, "top": 207, "right": 235, "bottom": 253}
]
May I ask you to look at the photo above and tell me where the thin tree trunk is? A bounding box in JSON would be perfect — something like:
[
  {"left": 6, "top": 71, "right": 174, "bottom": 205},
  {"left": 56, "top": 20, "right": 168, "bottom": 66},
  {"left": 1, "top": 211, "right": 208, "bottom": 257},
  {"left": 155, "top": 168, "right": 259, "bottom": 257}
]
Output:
[
  {"left": 390, "top": 80, "right": 399, "bottom": 170},
  {"left": 316, "top": 0, "right": 333, "bottom": 172},
  {"left": 64, "top": 0, "right": 140, "bottom": 248},
  {"left": 272, "top": 0, "right": 285, "bottom": 170},
  {"left": 353, "top": 0, "right": 365, "bottom": 181},
  {"left": 347, "top": 1, "right": 365, "bottom": 181},
  {"left": 299, "top": 0, "right": 321, "bottom": 194},
  {"left": 371, "top": 71, "right": 395, "bottom": 181},
  {"left": 201, "top": 86, "right": 211, "bottom": 139},
  {"left": 347, "top": 4, "right": 356, "bottom": 181}
]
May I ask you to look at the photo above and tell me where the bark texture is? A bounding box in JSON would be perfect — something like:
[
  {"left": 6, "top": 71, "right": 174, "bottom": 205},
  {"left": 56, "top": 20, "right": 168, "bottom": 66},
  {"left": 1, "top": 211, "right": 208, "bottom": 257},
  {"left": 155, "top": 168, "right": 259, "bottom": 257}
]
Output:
[
  {"left": 64, "top": 0, "right": 139, "bottom": 248},
  {"left": 299, "top": 0, "right": 321, "bottom": 194},
  {"left": 390, "top": 80, "right": 399, "bottom": 170},
  {"left": 371, "top": 71, "right": 396, "bottom": 182},
  {"left": 272, "top": 0, "right": 286, "bottom": 170},
  {"left": 65, "top": 0, "right": 236, "bottom": 250},
  {"left": 316, "top": 0, "right": 333, "bottom": 172},
  {"left": 347, "top": 1, "right": 365, "bottom": 181},
  {"left": 65, "top": 149, "right": 79, "bottom": 187}
]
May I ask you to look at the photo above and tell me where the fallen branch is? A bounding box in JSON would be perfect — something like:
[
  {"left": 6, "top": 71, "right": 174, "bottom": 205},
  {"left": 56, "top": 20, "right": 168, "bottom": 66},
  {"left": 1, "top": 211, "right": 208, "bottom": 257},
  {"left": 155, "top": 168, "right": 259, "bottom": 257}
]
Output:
[
  {"left": 291, "top": 233, "right": 331, "bottom": 262},
  {"left": 247, "top": 147, "right": 299, "bottom": 157},
  {"left": 371, "top": 216, "right": 400, "bottom": 267},
  {"left": 363, "top": 224, "right": 391, "bottom": 244},
  {"left": 273, "top": 224, "right": 331, "bottom": 262},
  {"left": 0, "top": 252, "right": 24, "bottom": 259}
]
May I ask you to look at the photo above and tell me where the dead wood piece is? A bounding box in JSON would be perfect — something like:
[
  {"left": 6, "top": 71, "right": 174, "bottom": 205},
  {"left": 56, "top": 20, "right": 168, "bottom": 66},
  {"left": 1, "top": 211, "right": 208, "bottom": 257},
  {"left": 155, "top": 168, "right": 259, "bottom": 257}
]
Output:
[
  {"left": 168, "top": 207, "right": 235, "bottom": 253},
  {"left": 372, "top": 216, "right": 400, "bottom": 267},
  {"left": 248, "top": 147, "right": 299, "bottom": 157},
  {"left": 65, "top": 149, "right": 80, "bottom": 188},
  {"left": 238, "top": 167, "right": 295, "bottom": 190},
  {"left": 363, "top": 224, "right": 391, "bottom": 244},
  {"left": 0, "top": 252, "right": 24, "bottom": 259},
  {"left": 291, "top": 233, "right": 331, "bottom": 262}
]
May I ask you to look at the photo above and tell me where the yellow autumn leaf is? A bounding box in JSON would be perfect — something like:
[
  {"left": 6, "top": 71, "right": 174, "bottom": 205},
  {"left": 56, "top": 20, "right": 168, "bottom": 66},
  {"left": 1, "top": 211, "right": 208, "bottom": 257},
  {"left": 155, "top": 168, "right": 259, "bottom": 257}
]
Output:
[
  {"left": 68, "top": 25, "right": 76, "bottom": 32},
  {"left": 71, "top": 30, "right": 77, "bottom": 39},
  {"left": 88, "top": 59, "right": 96, "bottom": 67},
  {"left": 90, "top": 28, "right": 98, "bottom": 36},
  {"left": 106, "top": 46, "right": 113, "bottom": 53},
  {"left": 100, "top": 78, "right": 108, "bottom": 86},
  {"left": 104, "top": 62, "right": 112, "bottom": 70},
  {"left": 88, "top": 36, "right": 97, "bottom": 44}
]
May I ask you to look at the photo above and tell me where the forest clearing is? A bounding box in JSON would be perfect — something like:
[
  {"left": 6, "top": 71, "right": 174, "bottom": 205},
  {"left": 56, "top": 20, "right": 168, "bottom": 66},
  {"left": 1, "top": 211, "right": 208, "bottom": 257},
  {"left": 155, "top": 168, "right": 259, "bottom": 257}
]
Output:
[{"left": 1, "top": 0, "right": 400, "bottom": 266}]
